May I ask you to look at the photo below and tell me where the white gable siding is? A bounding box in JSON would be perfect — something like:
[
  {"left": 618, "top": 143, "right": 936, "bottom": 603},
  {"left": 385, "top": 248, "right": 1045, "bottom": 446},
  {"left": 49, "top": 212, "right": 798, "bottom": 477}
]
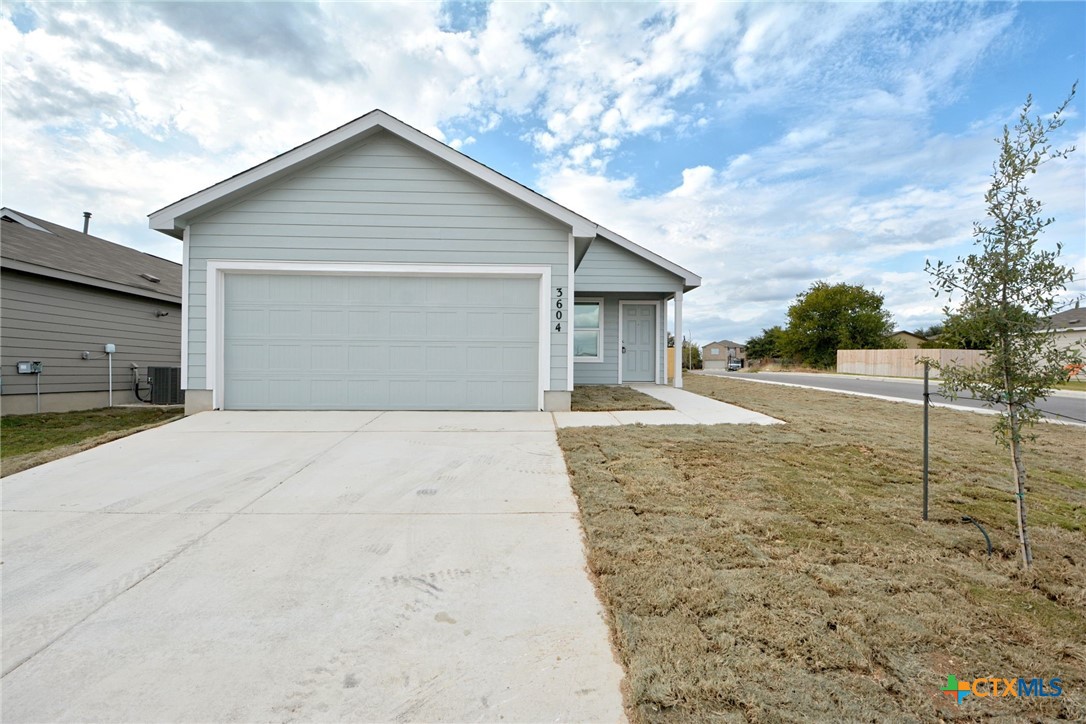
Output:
[
  {"left": 185, "top": 132, "right": 569, "bottom": 393},
  {"left": 576, "top": 237, "right": 683, "bottom": 293}
]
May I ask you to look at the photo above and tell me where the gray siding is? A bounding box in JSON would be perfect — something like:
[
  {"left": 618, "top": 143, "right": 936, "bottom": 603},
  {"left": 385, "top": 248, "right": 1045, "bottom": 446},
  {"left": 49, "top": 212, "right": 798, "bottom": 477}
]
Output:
[
  {"left": 573, "top": 293, "right": 668, "bottom": 385},
  {"left": 186, "top": 131, "right": 570, "bottom": 392},
  {"left": 576, "top": 238, "right": 683, "bottom": 293},
  {"left": 1, "top": 270, "right": 181, "bottom": 397}
]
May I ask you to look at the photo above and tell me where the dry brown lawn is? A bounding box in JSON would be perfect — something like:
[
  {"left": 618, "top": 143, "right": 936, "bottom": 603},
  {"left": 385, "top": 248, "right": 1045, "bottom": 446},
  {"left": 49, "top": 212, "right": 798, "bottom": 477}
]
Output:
[
  {"left": 558, "top": 374, "right": 1085, "bottom": 722},
  {"left": 572, "top": 385, "right": 674, "bottom": 412}
]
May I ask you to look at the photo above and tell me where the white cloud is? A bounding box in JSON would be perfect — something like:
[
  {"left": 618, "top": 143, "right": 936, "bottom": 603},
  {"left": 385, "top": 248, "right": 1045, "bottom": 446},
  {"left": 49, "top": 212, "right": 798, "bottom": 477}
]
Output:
[{"left": 1, "top": 0, "right": 1081, "bottom": 347}]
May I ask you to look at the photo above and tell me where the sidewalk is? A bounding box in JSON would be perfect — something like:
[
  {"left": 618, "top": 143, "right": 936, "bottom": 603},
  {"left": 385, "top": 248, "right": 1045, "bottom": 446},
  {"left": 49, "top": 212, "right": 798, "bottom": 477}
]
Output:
[
  {"left": 711, "top": 370, "right": 1086, "bottom": 399},
  {"left": 553, "top": 384, "right": 782, "bottom": 428}
]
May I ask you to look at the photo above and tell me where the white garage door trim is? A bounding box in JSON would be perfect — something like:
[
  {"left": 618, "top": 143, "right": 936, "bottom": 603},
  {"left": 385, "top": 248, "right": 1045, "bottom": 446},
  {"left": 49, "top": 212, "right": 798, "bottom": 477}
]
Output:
[{"left": 205, "top": 260, "right": 552, "bottom": 410}]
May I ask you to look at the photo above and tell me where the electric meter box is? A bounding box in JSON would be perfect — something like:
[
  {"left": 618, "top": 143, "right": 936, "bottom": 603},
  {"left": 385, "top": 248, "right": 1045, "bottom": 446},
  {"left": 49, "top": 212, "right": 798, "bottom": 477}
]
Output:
[{"left": 17, "top": 361, "right": 43, "bottom": 374}]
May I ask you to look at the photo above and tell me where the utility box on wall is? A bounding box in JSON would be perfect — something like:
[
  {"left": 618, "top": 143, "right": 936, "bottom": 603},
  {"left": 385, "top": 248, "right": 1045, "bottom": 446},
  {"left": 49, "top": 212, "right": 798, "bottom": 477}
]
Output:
[{"left": 148, "top": 366, "right": 184, "bottom": 405}]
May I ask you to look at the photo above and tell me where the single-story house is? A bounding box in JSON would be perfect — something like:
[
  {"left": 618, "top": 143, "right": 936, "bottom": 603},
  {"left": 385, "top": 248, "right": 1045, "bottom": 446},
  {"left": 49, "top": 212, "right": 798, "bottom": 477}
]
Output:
[
  {"left": 149, "top": 110, "right": 700, "bottom": 413},
  {"left": 1, "top": 208, "right": 182, "bottom": 414},
  {"left": 702, "top": 340, "right": 746, "bottom": 370},
  {"left": 890, "top": 330, "right": 927, "bottom": 349}
]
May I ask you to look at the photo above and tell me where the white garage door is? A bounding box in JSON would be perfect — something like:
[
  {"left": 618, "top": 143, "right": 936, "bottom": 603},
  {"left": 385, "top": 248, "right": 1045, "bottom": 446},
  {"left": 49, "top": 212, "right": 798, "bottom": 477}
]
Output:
[{"left": 223, "top": 274, "right": 540, "bottom": 410}]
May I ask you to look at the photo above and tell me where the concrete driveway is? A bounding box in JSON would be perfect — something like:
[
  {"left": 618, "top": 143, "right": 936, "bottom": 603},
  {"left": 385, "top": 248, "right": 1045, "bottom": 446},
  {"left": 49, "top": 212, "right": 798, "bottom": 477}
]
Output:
[{"left": 1, "top": 412, "right": 625, "bottom": 723}]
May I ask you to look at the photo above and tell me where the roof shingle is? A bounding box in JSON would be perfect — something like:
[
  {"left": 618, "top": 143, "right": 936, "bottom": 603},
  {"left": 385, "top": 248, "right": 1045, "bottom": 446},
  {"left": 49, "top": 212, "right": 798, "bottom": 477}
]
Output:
[{"left": 1, "top": 209, "right": 180, "bottom": 300}]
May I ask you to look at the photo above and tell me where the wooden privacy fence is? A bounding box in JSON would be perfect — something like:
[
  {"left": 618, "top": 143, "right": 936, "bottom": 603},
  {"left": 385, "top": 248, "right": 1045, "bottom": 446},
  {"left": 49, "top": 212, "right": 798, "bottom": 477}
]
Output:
[{"left": 836, "top": 349, "right": 986, "bottom": 378}]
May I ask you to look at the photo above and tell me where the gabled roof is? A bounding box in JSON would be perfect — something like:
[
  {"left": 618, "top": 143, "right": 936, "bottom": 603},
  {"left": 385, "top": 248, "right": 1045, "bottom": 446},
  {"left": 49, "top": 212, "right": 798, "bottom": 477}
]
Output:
[
  {"left": 892, "top": 330, "right": 927, "bottom": 341},
  {"left": 703, "top": 339, "right": 744, "bottom": 349},
  {"left": 149, "top": 109, "right": 700, "bottom": 291},
  {"left": 1, "top": 208, "right": 181, "bottom": 302},
  {"left": 1047, "top": 307, "right": 1086, "bottom": 330}
]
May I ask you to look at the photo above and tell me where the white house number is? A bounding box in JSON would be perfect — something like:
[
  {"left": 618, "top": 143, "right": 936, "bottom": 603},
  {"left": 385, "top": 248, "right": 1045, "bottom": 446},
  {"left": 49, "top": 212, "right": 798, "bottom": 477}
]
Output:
[{"left": 554, "top": 287, "right": 564, "bottom": 332}]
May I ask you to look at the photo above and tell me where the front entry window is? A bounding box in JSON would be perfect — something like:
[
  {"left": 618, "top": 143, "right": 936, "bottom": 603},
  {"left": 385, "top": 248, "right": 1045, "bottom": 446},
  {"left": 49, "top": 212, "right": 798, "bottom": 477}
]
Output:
[{"left": 574, "top": 300, "right": 602, "bottom": 361}]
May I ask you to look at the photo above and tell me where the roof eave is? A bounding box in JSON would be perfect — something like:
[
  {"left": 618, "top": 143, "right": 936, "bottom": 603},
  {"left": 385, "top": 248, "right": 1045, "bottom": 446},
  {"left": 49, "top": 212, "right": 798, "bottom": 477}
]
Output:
[{"left": 1, "top": 258, "right": 182, "bottom": 303}]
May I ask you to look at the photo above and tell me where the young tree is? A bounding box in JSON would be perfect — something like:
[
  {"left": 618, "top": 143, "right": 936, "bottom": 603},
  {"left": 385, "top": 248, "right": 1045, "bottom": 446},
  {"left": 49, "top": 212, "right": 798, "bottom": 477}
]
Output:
[
  {"left": 780, "top": 282, "right": 897, "bottom": 368},
  {"left": 926, "top": 85, "right": 1080, "bottom": 569}
]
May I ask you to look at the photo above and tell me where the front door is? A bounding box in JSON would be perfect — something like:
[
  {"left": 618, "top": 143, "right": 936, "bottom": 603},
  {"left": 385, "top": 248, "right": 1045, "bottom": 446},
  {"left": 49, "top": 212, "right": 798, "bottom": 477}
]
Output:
[{"left": 622, "top": 304, "right": 656, "bottom": 382}]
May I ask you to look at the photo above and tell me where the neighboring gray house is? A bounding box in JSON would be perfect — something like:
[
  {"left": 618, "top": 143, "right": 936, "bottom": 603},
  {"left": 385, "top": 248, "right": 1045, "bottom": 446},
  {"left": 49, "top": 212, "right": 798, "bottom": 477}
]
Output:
[
  {"left": 1047, "top": 307, "right": 1086, "bottom": 377},
  {"left": 149, "top": 110, "right": 700, "bottom": 413},
  {"left": 1, "top": 209, "right": 182, "bottom": 414},
  {"left": 702, "top": 339, "right": 746, "bottom": 370}
]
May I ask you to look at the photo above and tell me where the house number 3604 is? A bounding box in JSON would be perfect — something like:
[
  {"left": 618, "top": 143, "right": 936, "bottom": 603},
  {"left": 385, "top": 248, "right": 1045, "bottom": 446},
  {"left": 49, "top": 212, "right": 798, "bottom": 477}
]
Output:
[{"left": 554, "top": 287, "right": 564, "bottom": 332}]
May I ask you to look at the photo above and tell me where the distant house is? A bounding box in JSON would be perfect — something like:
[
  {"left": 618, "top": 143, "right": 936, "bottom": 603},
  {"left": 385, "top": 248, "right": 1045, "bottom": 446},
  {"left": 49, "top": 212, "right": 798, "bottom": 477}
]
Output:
[
  {"left": 702, "top": 339, "right": 746, "bottom": 370},
  {"left": 1046, "top": 308, "right": 1086, "bottom": 376},
  {"left": 890, "top": 330, "right": 927, "bottom": 349},
  {"left": 1, "top": 209, "right": 182, "bottom": 414}
]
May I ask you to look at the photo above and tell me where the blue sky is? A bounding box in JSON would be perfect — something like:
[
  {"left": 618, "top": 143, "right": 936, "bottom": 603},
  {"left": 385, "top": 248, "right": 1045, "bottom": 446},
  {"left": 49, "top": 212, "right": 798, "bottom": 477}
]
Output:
[{"left": 2, "top": 1, "right": 1083, "bottom": 344}]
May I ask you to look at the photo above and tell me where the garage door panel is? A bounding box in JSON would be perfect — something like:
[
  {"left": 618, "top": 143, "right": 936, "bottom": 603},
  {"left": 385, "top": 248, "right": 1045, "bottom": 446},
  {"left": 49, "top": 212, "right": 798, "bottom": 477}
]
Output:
[
  {"left": 269, "top": 344, "right": 306, "bottom": 370},
  {"left": 312, "top": 276, "right": 349, "bottom": 303},
  {"left": 346, "top": 379, "right": 386, "bottom": 407},
  {"left": 311, "top": 379, "right": 343, "bottom": 405},
  {"left": 348, "top": 310, "right": 384, "bottom": 337},
  {"left": 503, "top": 312, "right": 536, "bottom": 339},
  {"left": 269, "top": 309, "right": 303, "bottom": 335},
  {"left": 311, "top": 310, "right": 346, "bottom": 336},
  {"left": 389, "top": 311, "right": 425, "bottom": 337},
  {"left": 229, "top": 274, "right": 269, "bottom": 301},
  {"left": 388, "top": 277, "right": 426, "bottom": 304},
  {"left": 312, "top": 345, "right": 347, "bottom": 371},
  {"left": 227, "top": 378, "right": 266, "bottom": 407},
  {"left": 224, "top": 274, "right": 539, "bottom": 410},
  {"left": 348, "top": 345, "right": 385, "bottom": 371},
  {"left": 467, "top": 278, "right": 504, "bottom": 303},
  {"left": 226, "top": 308, "right": 267, "bottom": 336},
  {"left": 466, "top": 312, "right": 501, "bottom": 338},
  {"left": 388, "top": 379, "right": 426, "bottom": 406},
  {"left": 348, "top": 275, "right": 387, "bottom": 303},
  {"left": 269, "top": 275, "right": 312, "bottom": 303},
  {"left": 389, "top": 345, "right": 424, "bottom": 371},
  {"left": 226, "top": 343, "right": 268, "bottom": 371},
  {"left": 503, "top": 346, "right": 536, "bottom": 372},
  {"left": 426, "top": 311, "right": 465, "bottom": 337},
  {"left": 427, "top": 277, "right": 468, "bottom": 305},
  {"left": 502, "top": 279, "right": 539, "bottom": 306},
  {"left": 426, "top": 346, "right": 466, "bottom": 372}
]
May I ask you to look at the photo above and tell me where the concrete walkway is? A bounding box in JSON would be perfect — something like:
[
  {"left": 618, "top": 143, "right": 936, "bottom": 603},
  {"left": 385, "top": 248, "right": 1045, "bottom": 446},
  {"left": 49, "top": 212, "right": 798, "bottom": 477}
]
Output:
[
  {"left": 1, "top": 412, "right": 625, "bottom": 723},
  {"left": 554, "top": 383, "right": 782, "bottom": 428}
]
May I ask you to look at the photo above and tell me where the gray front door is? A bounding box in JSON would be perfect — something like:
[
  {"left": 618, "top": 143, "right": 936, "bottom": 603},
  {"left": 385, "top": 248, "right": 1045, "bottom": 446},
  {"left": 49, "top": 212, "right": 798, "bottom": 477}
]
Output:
[{"left": 622, "top": 304, "right": 655, "bottom": 382}]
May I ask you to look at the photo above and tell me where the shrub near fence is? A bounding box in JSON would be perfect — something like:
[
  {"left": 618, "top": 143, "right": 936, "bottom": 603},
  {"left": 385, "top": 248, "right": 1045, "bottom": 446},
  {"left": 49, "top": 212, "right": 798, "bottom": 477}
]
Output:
[{"left": 836, "top": 349, "right": 987, "bottom": 378}]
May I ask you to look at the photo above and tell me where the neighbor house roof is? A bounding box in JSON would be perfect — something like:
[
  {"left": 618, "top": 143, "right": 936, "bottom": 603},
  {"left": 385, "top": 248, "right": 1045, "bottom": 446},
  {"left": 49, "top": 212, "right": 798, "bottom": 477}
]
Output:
[
  {"left": 1047, "top": 308, "right": 1086, "bottom": 331},
  {"left": 702, "top": 339, "right": 745, "bottom": 349},
  {"left": 1, "top": 208, "right": 181, "bottom": 302},
  {"left": 892, "top": 330, "right": 927, "bottom": 341},
  {"left": 148, "top": 109, "right": 700, "bottom": 291}
]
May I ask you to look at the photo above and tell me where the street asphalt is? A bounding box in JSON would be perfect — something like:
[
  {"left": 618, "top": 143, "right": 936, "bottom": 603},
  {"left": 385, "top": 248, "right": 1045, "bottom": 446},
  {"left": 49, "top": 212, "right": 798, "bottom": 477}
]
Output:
[{"left": 701, "top": 371, "right": 1086, "bottom": 425}]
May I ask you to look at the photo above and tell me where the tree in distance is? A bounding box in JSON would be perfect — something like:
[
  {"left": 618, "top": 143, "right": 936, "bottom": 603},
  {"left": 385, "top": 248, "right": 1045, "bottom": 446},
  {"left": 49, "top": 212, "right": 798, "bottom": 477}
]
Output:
[
  {"left": 925, "top": 84, "right": 1081, "bottom": 569},
  {"left": 780, "top": 282, "right": 899, "bottom": 368},
  {"left": 746, "top": 325, "right": 786, "bottom": 362}
]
